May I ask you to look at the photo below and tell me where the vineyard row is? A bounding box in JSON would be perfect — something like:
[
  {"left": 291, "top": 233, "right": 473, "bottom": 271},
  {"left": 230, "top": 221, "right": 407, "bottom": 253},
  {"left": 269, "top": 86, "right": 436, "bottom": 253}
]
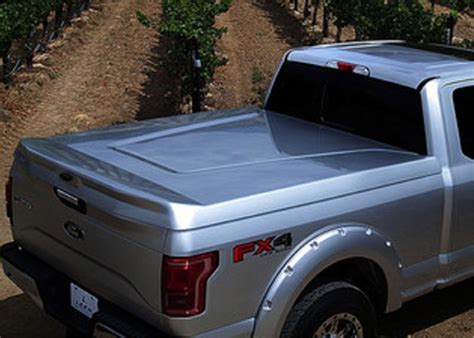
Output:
[
  {"left": 278, "top": 0, "right": 472, "bottom": 46},
  {"left": 0, "top": 0, "right": 91, "bottom": 85}
]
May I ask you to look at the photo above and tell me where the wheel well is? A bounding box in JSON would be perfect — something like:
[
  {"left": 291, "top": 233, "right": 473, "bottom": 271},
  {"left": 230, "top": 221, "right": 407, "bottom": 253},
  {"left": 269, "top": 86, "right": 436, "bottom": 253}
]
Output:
[{"left": 299, "top": 258, "right": 388, "bottom": 316}]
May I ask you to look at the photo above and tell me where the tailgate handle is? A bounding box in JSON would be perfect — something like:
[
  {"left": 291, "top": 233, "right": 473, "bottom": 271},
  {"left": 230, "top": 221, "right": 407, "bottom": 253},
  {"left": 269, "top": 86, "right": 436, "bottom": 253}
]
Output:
[{"left": 54, "top": 188, "right": 87, "bottom": 214}]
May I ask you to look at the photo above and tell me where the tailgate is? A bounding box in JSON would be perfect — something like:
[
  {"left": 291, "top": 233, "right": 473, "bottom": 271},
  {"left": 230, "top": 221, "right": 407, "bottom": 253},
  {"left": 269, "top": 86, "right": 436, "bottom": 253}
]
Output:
[{"left": 10, "top": 140, "right": 169, "bottom": 315}]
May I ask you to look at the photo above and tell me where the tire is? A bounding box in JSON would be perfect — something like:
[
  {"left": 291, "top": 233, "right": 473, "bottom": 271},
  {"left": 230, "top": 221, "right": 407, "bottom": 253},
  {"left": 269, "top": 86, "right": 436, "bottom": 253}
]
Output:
[{"left": 281, "top": 281, "right": 377, "bottom": 338}]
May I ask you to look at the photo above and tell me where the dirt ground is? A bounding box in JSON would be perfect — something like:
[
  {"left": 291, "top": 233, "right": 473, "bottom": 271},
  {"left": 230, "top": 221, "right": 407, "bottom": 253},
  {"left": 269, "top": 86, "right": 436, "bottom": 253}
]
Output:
[{"left": 0, "top": 0, "right": 473, "bottom": 337}]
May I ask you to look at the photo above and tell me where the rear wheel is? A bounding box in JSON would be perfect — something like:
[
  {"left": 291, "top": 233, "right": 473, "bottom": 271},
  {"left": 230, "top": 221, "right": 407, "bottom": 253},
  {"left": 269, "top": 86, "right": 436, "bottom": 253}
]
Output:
[{"left": 281, "top": 281, "right": 376, "bottom": 338}]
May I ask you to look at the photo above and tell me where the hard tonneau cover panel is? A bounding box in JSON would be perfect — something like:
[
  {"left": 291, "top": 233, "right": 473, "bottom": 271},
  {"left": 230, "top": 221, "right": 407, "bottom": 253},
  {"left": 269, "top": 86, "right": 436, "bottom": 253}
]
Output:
[
  {"left": 14, "top": 108, "right": 441, "bottom": 231},
  {"left": 31, "top": 108, "right": 425, "bottom": 204}
]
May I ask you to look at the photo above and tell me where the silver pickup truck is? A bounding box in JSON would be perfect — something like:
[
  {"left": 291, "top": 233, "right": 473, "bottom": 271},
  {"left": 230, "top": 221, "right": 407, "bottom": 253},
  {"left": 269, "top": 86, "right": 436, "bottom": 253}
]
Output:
[{"left": 2, "top": 41, "right": 474, "bottom": 338}]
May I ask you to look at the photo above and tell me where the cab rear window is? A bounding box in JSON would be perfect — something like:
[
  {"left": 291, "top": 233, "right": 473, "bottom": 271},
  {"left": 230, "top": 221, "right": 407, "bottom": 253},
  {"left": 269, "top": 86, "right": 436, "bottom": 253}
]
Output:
[{"left": 266, "top": 61, "right": 427, "bottom": 155}]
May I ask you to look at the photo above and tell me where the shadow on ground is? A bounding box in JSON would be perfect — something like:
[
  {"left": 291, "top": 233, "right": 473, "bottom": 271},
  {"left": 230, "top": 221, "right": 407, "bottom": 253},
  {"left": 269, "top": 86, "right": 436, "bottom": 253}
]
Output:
[
  {"left": 135, "top": 18, "right": 181, "bottom": 122},
  {"left": 0, "top": 278, "right": 472, "bottom": 337},
  {"left": 254, "top": 0, "right": 315, "bottom": 46},
  {"left": 0, "top": 293, "right": 64, "bottom": 338},
  {"left": 379, "top": 277, "right": 474, "bottom": 337},
  {"left": 135, "top": 40, "right": 181, "bottom": 120}
]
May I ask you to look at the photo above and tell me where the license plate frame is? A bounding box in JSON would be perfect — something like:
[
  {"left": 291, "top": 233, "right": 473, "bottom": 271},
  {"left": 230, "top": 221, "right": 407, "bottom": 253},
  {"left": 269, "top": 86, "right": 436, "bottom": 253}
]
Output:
[{"left": 70, "top": 283, "right": 99, "bottom": 319}]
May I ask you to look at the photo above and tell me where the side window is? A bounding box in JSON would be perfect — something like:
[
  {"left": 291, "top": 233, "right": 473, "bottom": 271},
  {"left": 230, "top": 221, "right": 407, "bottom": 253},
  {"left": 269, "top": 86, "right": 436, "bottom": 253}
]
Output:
[{"left": 453, "top": 86, "right": 474, "bottom": 159}]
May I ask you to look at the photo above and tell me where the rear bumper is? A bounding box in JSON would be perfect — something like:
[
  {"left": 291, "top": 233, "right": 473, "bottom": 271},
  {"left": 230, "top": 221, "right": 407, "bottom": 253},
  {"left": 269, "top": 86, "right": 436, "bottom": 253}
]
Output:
[{"left": 1, "top": 242, "right": 167, "bottom": 337}]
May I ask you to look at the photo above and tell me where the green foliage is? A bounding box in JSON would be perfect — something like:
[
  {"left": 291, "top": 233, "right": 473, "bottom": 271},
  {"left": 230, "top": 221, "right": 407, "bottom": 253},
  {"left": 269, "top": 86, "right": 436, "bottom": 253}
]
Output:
[
  {"left": 0, "top": 0, "right": 57, "bottom": 55},
  {"left": 136, "top": 10, "right": 155, "bottom": 28},
  {"left": 251, "top": 65, "right": 264, "bottom": 85},
  {"left": 369, "top": 0, "right": 448, "bottom": 43},
  {"left": 459, "top": 38, "right": 474, "bottom": 48},
  {"left": 327, "top": 0, "right": 382, "bottom": 40},
  {"left": 439, "top": 0, "right": 474, "bottom": 11},
  {"left": 327, "top": 0, "right": 450, "bottom": 43},
  {"left": 139, "top": 0, "right": 232, "bottom": 100},
  {"left": 328, "top": 0, "right": 358, "bottom": 29}
]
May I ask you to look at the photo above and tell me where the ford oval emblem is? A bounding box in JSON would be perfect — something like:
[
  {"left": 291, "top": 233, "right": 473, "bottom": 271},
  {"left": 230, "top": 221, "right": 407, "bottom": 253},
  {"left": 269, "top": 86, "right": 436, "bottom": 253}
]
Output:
[{"left": 64, "top": 221, "right": 85, "bottom": 240}]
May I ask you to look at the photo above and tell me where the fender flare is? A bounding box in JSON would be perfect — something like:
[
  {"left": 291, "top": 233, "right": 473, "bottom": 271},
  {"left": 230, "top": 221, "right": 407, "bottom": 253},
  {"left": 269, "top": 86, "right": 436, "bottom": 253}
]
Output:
[{"left": 252, "top": 225, "right": 403, "bottom": 338}]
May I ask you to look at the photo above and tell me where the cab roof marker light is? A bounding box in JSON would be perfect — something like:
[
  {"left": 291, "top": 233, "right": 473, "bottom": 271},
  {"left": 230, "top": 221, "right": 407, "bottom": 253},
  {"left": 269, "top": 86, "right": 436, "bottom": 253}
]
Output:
[
  {"left": 325, "top": 60, "right": 370, "bottom": 76},
  {"left": 336, "top": 61, "right": 357, "bottom": 72}
]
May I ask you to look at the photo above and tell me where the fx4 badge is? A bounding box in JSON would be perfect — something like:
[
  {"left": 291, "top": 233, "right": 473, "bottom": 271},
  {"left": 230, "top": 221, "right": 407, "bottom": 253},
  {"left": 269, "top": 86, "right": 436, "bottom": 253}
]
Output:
[{"left": 233, "top": 233, "right": 292, "bottom": 263}]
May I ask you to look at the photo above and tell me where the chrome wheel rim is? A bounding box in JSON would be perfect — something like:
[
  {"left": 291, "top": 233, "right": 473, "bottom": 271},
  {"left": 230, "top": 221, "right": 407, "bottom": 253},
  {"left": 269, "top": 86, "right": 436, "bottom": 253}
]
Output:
[{"left": 313, "top": 312, "right": 363, "bottom": 338}]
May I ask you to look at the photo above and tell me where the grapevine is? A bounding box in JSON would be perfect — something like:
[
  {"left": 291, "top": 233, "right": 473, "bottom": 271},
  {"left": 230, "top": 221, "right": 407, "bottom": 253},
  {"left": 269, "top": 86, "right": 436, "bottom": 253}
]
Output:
[
  {"left": 284, "top": 0, "right": 470, "bottom": 44},
  {"left": 138, "top": 0, "right": 232, "bottom": 112},
  {"left": 0, "top": 0, "right": 91, "bottom": 84}
]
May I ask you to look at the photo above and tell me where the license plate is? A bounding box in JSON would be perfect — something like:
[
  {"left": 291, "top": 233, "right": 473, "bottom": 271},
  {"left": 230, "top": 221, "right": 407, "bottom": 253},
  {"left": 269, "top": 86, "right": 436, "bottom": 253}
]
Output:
[{"left": 70, "top": 283, "right": 99, "bottom": 318}]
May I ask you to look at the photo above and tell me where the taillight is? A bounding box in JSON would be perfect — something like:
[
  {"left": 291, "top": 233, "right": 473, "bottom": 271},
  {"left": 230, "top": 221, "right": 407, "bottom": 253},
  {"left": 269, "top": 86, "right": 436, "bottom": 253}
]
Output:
[
  {"left": 162, "top": 252, "right": 218, "bottom": 317},
  {"left": 5, "top": 176, "right": 12, "bottom": 219}
]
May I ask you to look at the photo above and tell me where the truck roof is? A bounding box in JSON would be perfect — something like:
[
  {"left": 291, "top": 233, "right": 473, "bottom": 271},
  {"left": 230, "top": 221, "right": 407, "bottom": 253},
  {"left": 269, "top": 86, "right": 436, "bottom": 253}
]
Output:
[{"left": 288, "top": 41, "right": 474, "bottom": 89}]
